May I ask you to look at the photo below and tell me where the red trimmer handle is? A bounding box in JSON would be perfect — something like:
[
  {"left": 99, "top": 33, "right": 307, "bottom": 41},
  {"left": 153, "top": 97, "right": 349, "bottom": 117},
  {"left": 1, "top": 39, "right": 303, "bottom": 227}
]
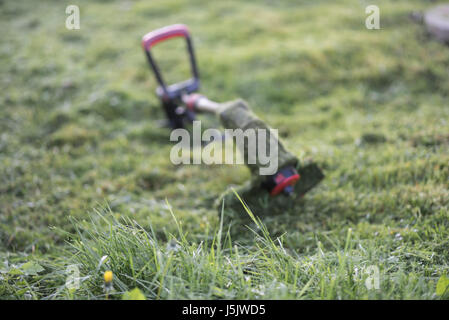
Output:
[
  {"left": 141, "top": 24, "right": 190, "bottom": 51},
  {"left": 142, "top": 24, "right": 200, "bottom": 101}
]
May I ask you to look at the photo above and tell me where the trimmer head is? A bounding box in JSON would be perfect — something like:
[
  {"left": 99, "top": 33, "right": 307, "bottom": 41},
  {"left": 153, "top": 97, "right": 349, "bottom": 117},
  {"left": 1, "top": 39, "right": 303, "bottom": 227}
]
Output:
[
  {"left": 216, "top": 162, "right": 325, "bottom": 224},
  {"left": 263, "top": 163, "right": 324, "bottom": 197},
  {"left": 263, "top": 166, "right": 300, "bottom": 196}
]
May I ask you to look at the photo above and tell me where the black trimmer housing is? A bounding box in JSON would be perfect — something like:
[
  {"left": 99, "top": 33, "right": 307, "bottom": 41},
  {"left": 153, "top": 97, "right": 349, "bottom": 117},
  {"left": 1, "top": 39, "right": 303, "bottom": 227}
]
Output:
[{"left": 142, "top": 24, "right": 200, "bottom": 128}]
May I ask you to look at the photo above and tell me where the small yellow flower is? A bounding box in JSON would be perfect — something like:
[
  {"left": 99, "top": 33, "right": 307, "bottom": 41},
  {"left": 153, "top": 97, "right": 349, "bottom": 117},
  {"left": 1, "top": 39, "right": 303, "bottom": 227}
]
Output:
[{"left": 104, "top": 270, "right": 113, "bottom": 284}]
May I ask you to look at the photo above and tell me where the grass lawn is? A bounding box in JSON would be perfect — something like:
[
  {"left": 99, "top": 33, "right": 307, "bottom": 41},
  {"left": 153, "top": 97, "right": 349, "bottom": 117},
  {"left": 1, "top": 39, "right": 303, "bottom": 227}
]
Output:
[{"left": 1, "top": 0, "right": 448, "bottom": 299}]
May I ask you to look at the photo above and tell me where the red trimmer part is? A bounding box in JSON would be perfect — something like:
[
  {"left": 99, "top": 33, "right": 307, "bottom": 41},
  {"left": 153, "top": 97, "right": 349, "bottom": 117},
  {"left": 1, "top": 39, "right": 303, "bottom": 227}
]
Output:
[
  {"left": 271, "top": 174, "right": 300, "bottom": 196},
  {"left": 264, "top": 166, "right": 301, "bottom": 196},
  {"left": 142, "top": 24, "right": 190, "bottom": 49}
]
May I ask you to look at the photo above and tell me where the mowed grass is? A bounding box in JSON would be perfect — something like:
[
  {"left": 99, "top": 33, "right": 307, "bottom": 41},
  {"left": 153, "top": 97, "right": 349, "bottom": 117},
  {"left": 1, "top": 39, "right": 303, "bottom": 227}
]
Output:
[{"left": 1, "top": 0, "right": 448, "bottom": 299}]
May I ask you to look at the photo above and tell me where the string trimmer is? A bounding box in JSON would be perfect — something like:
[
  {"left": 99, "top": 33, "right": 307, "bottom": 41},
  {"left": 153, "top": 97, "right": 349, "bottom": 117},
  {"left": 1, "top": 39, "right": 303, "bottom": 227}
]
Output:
[{"left": 141, "top": 24, "right": 324, "bottom": 216}]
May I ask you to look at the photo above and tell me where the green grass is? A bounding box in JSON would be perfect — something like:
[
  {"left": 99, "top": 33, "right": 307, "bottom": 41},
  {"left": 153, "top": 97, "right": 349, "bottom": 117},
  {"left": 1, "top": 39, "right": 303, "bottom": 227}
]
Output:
[{"left": 1, "top": 0, "right": 449, "bottom": 299}]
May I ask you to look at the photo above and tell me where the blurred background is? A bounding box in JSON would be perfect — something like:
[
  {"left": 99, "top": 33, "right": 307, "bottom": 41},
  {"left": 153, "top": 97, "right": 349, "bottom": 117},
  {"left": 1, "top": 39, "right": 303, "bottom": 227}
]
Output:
[{"left": 0, "top": 0, "right": 448, "bottom": 299}]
